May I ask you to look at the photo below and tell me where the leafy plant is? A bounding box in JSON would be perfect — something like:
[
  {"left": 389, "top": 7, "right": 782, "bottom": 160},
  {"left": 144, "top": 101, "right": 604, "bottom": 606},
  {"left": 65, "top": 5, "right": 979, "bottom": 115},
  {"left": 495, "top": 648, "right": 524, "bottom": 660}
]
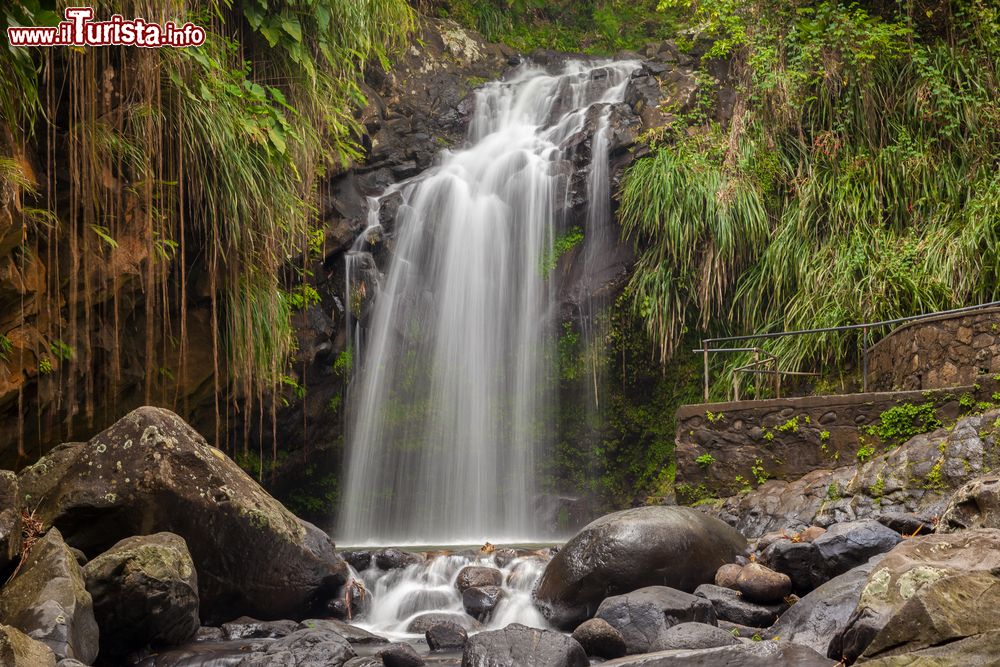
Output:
[
  {"left": 867, "top": 402, "right": 942, "bottom": 443},
  {"left": 695, "top": 453, "right": 716, "bottom": 468},
  {"left": 750, "top": 458, "right": 768, "bottom": 485}
]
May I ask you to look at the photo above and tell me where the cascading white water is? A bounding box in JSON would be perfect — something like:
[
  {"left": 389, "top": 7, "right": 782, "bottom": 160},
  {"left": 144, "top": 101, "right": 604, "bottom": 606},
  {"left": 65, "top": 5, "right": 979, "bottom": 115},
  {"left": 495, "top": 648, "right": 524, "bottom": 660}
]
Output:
[{"left": 339, "top": 60, "right": 638, "bottom": 546}]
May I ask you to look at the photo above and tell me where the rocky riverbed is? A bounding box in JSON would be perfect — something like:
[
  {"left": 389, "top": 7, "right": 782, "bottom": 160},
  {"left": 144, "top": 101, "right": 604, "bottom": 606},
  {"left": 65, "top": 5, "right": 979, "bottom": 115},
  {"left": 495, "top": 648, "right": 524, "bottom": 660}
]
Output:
[{"left": 2, "top": 407, "right": 1000, "bottom": 665}]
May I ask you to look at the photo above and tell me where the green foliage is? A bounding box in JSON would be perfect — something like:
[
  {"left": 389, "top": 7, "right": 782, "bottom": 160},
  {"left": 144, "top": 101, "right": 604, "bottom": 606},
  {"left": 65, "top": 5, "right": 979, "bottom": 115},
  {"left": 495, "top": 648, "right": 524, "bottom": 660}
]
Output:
[
  {"left": 867, "top": 402, "right": 942, "bottom": 443},
  {"left": 924, "top": 460, "right": 945, "bottom": 490},
  {"left": 871, "top": 473, "right": 886, "bottom": 498},
  {"left": 819, "top": 430, "right": 830, "bottom": 442},
  {"left": 695, "top": 453, "right": 716, "bottom": 468},
  {"left": 0, "top": 335, "right": 12, "bottom": 361},
  {"left": 333, "top": 347, "right": 353, "bottom": 377},
  {"left": 856, "top": 443, "right": 875, "bottom": 463},
  {"left": 750, "top": 457, "right": 768, "bottom": 485},
  {"left": 775, "top": 416, "right": 799, "bottom": 433},
  {"left": 541, "top": 227, "right": 584, "bottom": 276},
  {"left": 621, "top": 0, "right": 1000, "bottom": 382},
  {"left": 49, "top": 339, "right": 74, "bottom": 362},
  {"left": 286, "top": 284, "right": 322, "bottom": 311},
  {"left": 705, "top": 410, "right": 725, "bottom": 423},
  {"left": 826, "top": 482, "right": 841, "bottom": 501}
]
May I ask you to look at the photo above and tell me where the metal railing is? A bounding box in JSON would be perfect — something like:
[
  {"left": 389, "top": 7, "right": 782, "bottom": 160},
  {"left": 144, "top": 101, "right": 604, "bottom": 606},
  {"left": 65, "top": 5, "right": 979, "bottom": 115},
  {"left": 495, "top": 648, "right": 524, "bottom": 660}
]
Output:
[{"left": 694, "top": 300, "right": 1000, "bottom": 403}]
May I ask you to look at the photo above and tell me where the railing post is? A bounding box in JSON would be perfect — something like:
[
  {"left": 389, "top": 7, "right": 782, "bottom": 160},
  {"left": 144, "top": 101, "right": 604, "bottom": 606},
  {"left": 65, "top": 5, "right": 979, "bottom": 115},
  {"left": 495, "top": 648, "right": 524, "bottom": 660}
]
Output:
[
  {"left": 861, "top": 326, "right": 869, "bottom": 393},
  {"left": 702, "top": 339, "right": 710, "bottom": 403}
]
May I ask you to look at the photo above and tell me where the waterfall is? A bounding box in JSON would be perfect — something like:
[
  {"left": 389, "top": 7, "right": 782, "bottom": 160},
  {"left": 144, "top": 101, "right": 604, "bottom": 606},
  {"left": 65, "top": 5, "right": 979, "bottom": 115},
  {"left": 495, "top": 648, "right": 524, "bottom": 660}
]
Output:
[{"left": 338, "top": 60, "right": 638, "bottom": 546}]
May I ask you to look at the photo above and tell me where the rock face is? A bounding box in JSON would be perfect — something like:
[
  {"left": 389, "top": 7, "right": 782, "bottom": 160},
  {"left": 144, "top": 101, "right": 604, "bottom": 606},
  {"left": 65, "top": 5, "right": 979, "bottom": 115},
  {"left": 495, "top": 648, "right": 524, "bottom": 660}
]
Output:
[
  {"left": 0, "top": 529, "right": 98, "bottom": 663},
  {"left": 693, "top": 585, "right": 784, "bottom": 628},
  {"left": 599, "top": 640, "right": 832, "bottom": 666},
  {"left": 939, "top": 473, "right": 1000, "bottom": 531},
  {"left": 533, "top": 506, "right": 747, "bottom": 629},
  {"left": 238, "top": 627, "right": 356, "bottom": 666},
  {"left": 656, "top": 623, "right": 739, "bottom": 651},
  {"left": 767, "top": 558, "right": 880, "bottom": 656},
  {"left": 709, "top": 411, "right": 1000, "bottom": 537},
  {"left": 18, "top": 407, "right": 349, "bottom": 623},
  {"left": 0, "top": 471, "right": 21, "bottom": 572},
  {"left": 83, "top": 532, "right": 199, "bottom": 657},
  {"left": 571, "top": 618, "right": 627, "bottom": 659},
  {"left": 0, "top": 625, "right": 56, "bottom": 667},
  {"left": 461, "top": 623, "right": 587, "bottom": 667},
  {"left": 426, "top": 621, "right": 467, "bottom": 651},
  {"left": 831, "top": 528, "right": 1000, "bottom": 663},
  {"left": 811, "top": 520, "right": 900, "bottom": 579},
  {"left": 595, "top": 586, "right": 717, "bottom": 655}
]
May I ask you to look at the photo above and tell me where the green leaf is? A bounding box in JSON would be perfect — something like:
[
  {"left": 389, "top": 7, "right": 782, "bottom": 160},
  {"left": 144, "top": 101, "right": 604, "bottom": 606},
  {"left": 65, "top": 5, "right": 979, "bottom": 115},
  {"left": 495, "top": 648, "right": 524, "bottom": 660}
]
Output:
[{"left": 280, "top": 15, "right": 302, "bottom": 42}]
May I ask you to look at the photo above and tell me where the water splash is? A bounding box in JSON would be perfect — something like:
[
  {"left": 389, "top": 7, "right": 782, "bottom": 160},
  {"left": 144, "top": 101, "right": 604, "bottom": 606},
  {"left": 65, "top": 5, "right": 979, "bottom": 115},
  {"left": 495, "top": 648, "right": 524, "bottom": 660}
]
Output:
[{"left": 339, "top": 60, "right": 639, "bottom": 545}]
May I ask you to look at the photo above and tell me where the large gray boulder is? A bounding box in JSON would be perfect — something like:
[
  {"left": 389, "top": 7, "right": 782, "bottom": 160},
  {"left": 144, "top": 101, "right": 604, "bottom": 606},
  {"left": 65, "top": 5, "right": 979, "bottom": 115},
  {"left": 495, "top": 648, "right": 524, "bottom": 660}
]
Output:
[
  {"left": 693, "top": 584, "right": 784, "bottom": 628},
  {"left": 0, "top": 471, "right": 21, "bottom": 572},
  {"left": 830, "top": 528, "right": 1000, "bottom": 663},
  {"left": 599, "top": 640, "right": 831, "bottom": 666},
  {"left": 939, "top": 473, "right": 1000, "bottom": 532},
  {"left": 595, "top": 586, "right": 716, "bottom": 654},
  {"left": 766, "top": 557, "right": 880, "bottom": 655},
  {"left": 571, "top": 618, "right": 626, "bottom": 658},
  {"left": 18, "top": 407, "right": 349, "bottom": 623},
  {"left": 461, "top": 623, "right": 587, "bottom": 667},
  {"left": 533, "top": 506, "right": 747, "bottom": 628},
  {"left": 657, "top": 623, "right": 740, "bottom": 651},
  {"left": 83, "top": 532, "right": 199, "bottom": 658},
  {"left": 0, "top": 529, "right": 99, "bottom": 663},
  {"left": 236, "top": 628, "right": 356, "bottom": 666},
  {"left": 811, "top": 520, "right": 900, "bottom": 579},
  {"left": 0, "top": 625, "right": 56, "bottom": 667}
]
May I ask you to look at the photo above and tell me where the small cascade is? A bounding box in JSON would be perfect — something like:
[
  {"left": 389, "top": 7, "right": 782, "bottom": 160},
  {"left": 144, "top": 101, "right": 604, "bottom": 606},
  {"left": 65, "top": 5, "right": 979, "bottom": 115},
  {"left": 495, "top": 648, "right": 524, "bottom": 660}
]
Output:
[{"left": 346, "top": 549, "right": 553, "bottom": 641}]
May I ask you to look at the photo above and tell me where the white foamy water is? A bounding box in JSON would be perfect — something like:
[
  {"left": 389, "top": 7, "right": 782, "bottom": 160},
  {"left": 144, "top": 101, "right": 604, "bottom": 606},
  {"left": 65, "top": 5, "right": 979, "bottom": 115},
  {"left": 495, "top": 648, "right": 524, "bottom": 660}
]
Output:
[{"left": 338, "top": 60, "right": 639, "bottom": 546}]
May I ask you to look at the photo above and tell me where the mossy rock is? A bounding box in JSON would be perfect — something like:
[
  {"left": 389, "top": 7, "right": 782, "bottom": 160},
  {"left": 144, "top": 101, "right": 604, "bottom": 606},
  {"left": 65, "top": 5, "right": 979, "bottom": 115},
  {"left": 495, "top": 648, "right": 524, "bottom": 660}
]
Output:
[{"left": 0, "top": 624, "right": 56, "bottom": 667}]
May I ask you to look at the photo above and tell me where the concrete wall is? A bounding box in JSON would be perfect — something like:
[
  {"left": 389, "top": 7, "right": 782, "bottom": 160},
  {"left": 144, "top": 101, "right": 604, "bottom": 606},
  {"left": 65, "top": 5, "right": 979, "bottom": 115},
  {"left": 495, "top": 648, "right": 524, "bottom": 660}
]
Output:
[
  {"left": 674, "top": 375, "right": 1000, "bottom": 503},
  {"left": 867, "top": 306, "right": 1000, "bottom": 391}
]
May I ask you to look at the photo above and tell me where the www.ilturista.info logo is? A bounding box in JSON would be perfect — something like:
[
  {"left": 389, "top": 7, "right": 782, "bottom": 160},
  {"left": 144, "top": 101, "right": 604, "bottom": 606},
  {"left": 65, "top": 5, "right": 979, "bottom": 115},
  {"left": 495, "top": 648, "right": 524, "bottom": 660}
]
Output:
[{"left": 7, "top": 7, "right": 206, "bottom": 48}]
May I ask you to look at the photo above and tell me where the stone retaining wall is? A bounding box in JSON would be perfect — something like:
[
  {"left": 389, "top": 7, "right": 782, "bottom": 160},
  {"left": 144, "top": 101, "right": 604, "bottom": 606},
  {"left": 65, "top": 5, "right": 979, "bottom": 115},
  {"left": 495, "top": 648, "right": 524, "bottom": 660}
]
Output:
[
  {"left": 867, "top": 306, "right": 1000, "bottom": 391},
  {"left": 674, "top": 375, "right": 1000, "bottom": 504}
]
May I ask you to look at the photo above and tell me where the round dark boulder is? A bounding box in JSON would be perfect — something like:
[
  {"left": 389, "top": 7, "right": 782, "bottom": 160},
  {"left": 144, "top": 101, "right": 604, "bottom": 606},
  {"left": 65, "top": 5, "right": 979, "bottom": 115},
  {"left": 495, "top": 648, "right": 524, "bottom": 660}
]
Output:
[
  {"left": 341, "top": 551, "right": 373, "bottom": 572},
  {"left": 83, "top": 532, "right": 199, "bottom": 657},
  {"left": 812, "top": 520, "right": 901, "bottom": 581},
  {"left": 595, "top": 586, "right": 716, "bottom": 654},
  {"left": 456, "top": 566, "right": 503, "bottom": 592},
  {"left": 461, "top": 623, "right": 587, "bottom": 667},
  {"left": 462, "top": 586, "right": 504, "bottom": 620},
  {"left": 378, "top": 642, "right": 425, "bottom": 667},
  {"left": 570, "top": 618, "right": 626, "bottom": 659},
  {"left": 714, "top": 563, "right": 742, "bottom": 589},
  {"left": 374, "top": 548, "right": 421, "bottom": 571},
  {"left": 761, "top": 539, "right": 820, "bottom": 594},
  {"left": 658, "top": 622, "right": 740, "bottom": 650},
  {"left": 533, "top": 506, "right": 746, "bottom": 629},
  {"left": 221, "top": 617, "right": 299, "bottom": 640},
  {"left": 735, "top": 562, "right": 792, "bottom": 604},
  {"left": 426, "top": 621, "right": 468, "bottom": 651},
  {"left": 406, "top": 612, "right": 481, "bottom": 634}
]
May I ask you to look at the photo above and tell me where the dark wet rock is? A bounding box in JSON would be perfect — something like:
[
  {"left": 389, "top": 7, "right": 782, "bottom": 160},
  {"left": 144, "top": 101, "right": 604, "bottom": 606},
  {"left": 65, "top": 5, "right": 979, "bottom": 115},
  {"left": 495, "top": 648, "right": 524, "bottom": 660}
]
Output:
[
  {"left": 534, "top": 506, "right": 746, "bottom": 629},
  {"left": 18, "top": 407, "right": 349, "bottom": 623},
  {"left": 237, "top": 628, "right": 356, "bottom": 666},
  {"left": 0, "top": 624, "right": 56, "bottom": 667},
  {"left": 716, "top": 619, "right": 763, "bottom": 639},
  {"left": 939, "top": 473, "right": 1000, "bottom": 532},
  {"left": 426, "top": 621, "right": 467, "bottom": 651},
  {"left": 493, "top": 549, "right": 519, "bottom": 568},
  {"left": 812, "top": 520, "right": 901, "bottom": 583},
  {"left": 861, "top": 629, "right": 1000, "bottom": 666},
  {"left": 860, "top": 570, "right": 1000, "bottom": 662},
  {"left": 223, "top": 617, "right": 300, "bottom": 640},
  {"left": 83, "top": 532, "right": 199, "bottom": 657},
  {"left": 462, "top": 586, "right": 504, "bottom": 620},
  {"left": 831, "top": 528, "right": 1000, "bottom": 663},
  {"left": 714, "top": 564, "right": 742, "bottom": 589},
  {"left": 734, "top": 563, "right": 791, "bottom": 604},
  {"left": 598, "top": 640, "right": 831, "bottom": 666},
  {"left": 297, "top": 618, "right": 387, "bottom": 645},
  {"left": 455, "top": 566, "right": 502, "bottom": 592},
  {"left": 571, "top": 618, "right": 627, "bottom": 659},
  {"left": 0, "top": 528, "right": 98, "bottom": 663},
  {"left": 595, "top": 586, "right": 717, "bottom": 655},
  {"left": 343, "top": 658, "right": 381, "bottom": 667},
  {"left": 0, "top": 471, "right": 21, "bottom": 572},
  {"left": 767, "top": 558, "right": 880, "bottom": 656},
  {"left": 406, "top": 612, "right": 481, "bottom": 634},
  {"left": 195, "top": 626, "right": 224, "bottom": 641},
  {"left": 342, "top": 551, "right": 373, "bottom": 572},
  {"left": 374, "top": 548, "right": 421, "bottom": 571},
  {"left": 760, "top": 540, "right": 820, "bottom": 594},
  {"left": 873, "top": 511, "right": 935, "bottom": 536},
  {"left": 55, "top": 660, "right": 86, "bottom": 667},
  {"left": 693, "top": 584, "right": 784, "bottom": 628},
  {"left": 379, "top": 642, "right": 425, "bottom": 667},
  {"left": 657, "top": 622, "right": 740, "bottom": 651},
  {"left": 326, "top": 579, "right": 372, "bottom": 620},
  {"left": 461, "top": 623, "right": 587, "bottom": 667}
]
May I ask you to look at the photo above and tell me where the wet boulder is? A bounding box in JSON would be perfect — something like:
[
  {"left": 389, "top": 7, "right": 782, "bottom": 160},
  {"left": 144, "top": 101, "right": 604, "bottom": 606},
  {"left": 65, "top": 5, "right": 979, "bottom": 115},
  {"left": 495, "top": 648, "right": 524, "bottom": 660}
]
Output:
[
  {"left": 378, "top": 642, "right": 425, "bottom": 667},
  {"left": 0, "top": 528, "right": 98, "bottom": 663},
  {"left": 693, "top": 584, "right": 784, "bottom": 628},
  {"left": 0, "top": 625, "right": 56, "bottom": 667},
  {"left": 374, "top": 548, "right": 422, "bottom": 571},
  {"left": 735, "top": 563, "right": 791, "bottom": 604},
  {"left": 222, "top": 617, "right": 300, "bottom": 640},
  {"left": 462, "top": 585, "right": 504, "bottom": 620},
  {"left": 407, "top": 612, "right": 481, "bottom": 633},
  {"left": 766, "top": 557, "right": 880, "bottom": 656},
  {"left": 657, "top": 622, "right": 740, "bottom": 651},
  {"left": 597, "top": 641, "right": 831, "bottom": 666},
  {"left": 533, "top": 506, "right": 746, "bottom": 629},
  {"left": 297, "top": 618, "right": 387, "bottom": 645},
  {"left": 17, "top": 407, "right": 349, "bottom": 623},
  {"left": 760, "top": 539, "right": 821, "bottom": 594},
  {"left": 0, "top": 471, "right": 21, "bottom": 572},
  {"left": 237, "top": 627, "right": 356, "bottom": 666},
  {"left": 341, "top": 551, "right": 372, "bottom": 572},
  {"left": 595, "top": 586, "right": 716, "bottom": 655},
  {"left": 455, "top": 565, "right": 502, "bottom": 592},
  {"left": 426, "top": 621, "right": 467, "bottom": 651},
  {"left": 831, "top": 528, "right": 1000, "bottom": 663},
  {"left": 571, "top": 618, "right": 627, "bottom": 659},
  {"left": 83, "top": 532, "right": 199, "bottom": 657},
  {"left": 461, "top": 623, "right": 587, "bottom": 667},
  {"left": 811, "top": 520, "right": 900, "bottom": 581}
]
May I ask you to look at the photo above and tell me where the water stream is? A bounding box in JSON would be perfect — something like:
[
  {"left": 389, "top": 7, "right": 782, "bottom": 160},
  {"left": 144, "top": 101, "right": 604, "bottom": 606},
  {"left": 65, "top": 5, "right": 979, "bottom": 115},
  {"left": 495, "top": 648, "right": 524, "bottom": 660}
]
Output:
[{"left": 339, "top": 60, "right": 638, "bottom": 547}]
